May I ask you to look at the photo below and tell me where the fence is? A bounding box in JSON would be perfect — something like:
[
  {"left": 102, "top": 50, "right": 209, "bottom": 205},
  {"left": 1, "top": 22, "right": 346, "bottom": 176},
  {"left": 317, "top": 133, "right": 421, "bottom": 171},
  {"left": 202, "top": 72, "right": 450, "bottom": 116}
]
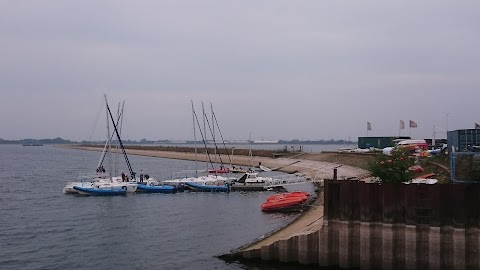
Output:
[{"left": 450, "top": 152, "right": 480, "bottom": 183}]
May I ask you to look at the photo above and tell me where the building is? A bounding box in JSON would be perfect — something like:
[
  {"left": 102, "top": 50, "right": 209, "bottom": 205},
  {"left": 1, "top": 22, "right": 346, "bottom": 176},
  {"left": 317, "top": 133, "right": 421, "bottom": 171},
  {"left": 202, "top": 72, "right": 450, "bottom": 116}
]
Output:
[{"left": 447, "top": 129, "right": 480, "bottom": 152}]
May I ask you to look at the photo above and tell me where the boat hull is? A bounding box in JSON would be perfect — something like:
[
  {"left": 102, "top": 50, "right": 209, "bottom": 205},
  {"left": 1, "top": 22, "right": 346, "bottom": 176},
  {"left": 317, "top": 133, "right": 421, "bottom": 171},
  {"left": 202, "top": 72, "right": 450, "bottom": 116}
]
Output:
[
  {"left": 136, "top": 184, "right": 176, "bottom": 194},
  {"left": 185, "top": 182, "right": 230, "bottom": 192},
  {"left": 73, "top": 186, "right": 127, "bottom": 196}
]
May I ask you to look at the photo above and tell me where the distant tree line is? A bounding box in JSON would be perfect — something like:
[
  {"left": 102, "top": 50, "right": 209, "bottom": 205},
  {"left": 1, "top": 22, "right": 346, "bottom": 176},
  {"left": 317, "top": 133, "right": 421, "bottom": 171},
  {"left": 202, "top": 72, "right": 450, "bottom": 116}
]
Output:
[{"left": 0, "top": 137, "right": 74, "bottom": 144}]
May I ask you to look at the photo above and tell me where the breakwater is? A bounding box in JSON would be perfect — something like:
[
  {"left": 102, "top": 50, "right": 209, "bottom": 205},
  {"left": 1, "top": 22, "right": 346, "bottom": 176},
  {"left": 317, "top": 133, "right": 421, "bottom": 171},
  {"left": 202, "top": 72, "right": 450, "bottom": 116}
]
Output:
[{"left": 226, "top": 181, "right": 480, "bottom": 269}]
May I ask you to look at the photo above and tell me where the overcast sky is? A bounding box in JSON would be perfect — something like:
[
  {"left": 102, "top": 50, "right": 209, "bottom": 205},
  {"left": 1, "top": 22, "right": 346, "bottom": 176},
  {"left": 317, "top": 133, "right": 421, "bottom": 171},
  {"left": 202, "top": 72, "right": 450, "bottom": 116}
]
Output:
[{"left": 1, "top": 1, "right": 479, "bottom": 142}]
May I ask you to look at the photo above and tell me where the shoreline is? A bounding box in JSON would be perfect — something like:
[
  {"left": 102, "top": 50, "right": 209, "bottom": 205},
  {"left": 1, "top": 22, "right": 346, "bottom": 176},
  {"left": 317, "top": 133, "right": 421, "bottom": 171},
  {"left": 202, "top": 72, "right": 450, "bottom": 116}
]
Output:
[{"left": 61, "top": 145, "right": 369, "bottom": 179}]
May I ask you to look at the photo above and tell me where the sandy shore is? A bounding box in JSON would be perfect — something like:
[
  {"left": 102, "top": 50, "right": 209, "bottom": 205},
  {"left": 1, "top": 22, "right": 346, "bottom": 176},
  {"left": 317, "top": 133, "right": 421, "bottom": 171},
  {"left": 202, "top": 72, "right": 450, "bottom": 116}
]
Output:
[{"left": 62, "top": 145, "right": 369, "bottom": 251}]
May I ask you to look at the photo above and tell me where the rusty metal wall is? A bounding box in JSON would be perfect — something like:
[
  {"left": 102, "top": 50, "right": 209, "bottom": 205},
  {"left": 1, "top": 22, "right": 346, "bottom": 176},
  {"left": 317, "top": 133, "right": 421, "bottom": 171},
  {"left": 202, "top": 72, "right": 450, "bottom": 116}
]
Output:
[{"left": 324, "top": 181, "right": 480, "bottom": 228}]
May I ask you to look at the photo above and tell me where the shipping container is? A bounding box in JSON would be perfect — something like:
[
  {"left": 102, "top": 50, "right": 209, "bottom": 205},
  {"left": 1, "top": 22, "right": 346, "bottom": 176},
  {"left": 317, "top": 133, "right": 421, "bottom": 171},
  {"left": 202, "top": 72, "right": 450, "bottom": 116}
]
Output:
[{"left": 357, "top": 136, "right": 410, "bottom": 149}]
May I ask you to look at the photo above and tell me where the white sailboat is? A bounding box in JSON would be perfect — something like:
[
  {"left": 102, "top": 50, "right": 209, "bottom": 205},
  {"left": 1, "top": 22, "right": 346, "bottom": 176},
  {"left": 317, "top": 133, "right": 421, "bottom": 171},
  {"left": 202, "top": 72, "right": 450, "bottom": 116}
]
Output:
[{"left": 64, "top": 95, "right": 138, "bottom": 195}]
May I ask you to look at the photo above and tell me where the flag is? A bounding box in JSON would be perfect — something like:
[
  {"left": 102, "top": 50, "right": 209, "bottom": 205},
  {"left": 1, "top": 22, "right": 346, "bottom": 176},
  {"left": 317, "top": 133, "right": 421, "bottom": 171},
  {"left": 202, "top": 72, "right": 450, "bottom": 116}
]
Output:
[
  {"left": 367, "top": 122, "right": 372, "bottom": 131},
  {"left": 400, "top": 120, "right": 405, "bottom": 129},
  {"left": 475, "top": 123, "right": 480, "bottom": 129},
  {"left": 409, "top": 120, "right": 417, "bottom": 128}
]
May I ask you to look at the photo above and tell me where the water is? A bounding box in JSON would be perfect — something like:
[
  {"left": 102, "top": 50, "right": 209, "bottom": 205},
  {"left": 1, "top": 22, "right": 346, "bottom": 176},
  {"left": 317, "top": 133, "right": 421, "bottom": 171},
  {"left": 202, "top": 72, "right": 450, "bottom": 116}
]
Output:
[{"left": 0, "top": 145, "right": 315, "bottom": 270}]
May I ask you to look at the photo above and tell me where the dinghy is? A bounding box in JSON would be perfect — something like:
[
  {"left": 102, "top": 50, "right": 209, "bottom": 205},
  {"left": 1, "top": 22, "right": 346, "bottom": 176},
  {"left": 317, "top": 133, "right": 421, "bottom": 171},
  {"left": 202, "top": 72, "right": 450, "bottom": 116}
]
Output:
[
  {"left": 136, "top": 184, "right": 176, "bottom": 194},
  {"left": 185, "top": 182, "right": 230, "bottom": 192},
  {"left": 261, "top": 191, "right": 310, "bottom": 212},
  {"left": 73, "top": 186, "right": 127, "bottom": 196},
  {"left": 259, "top": 165, "right": 272, "bottom": 172},
  {"left": 208, "top": 168, "right": 230, "bottom": 174},
  {"left": 265, "top": 191, "right": 310, "bottom": 202}
]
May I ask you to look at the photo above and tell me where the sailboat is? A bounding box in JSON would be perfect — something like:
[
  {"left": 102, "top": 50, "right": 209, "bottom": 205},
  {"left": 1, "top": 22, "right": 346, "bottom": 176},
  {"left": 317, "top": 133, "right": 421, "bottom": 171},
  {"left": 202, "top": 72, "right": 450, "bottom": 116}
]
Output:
[
  {"left": 67, "top": 95, "right": 138, "bottom": 196},
  {"left": 63, "top": 104, "right": 124, "bottom": 194},
  {"left": 159, "top": 102, "right": 235, "bottom": 189}
]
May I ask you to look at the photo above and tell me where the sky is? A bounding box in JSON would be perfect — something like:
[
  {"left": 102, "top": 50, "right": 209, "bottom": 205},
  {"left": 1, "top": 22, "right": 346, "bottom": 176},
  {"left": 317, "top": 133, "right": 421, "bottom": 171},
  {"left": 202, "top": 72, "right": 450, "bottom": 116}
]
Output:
[{"left": 1, "top": 1, "right": 479, "bottom": 142}]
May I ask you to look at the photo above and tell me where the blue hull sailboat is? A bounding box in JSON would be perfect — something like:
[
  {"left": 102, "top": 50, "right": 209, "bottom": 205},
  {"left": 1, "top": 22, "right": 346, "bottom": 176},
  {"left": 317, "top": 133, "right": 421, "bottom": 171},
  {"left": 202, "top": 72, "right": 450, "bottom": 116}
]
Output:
[
  {"left": 136, "top": 184, "right": 176, "bottom": 194},
  {"left": 73, "top": 186, "right": 127, "bottom": 196},
  {"left": 185, "top": 182, "right": 230, "bottom": 192}
]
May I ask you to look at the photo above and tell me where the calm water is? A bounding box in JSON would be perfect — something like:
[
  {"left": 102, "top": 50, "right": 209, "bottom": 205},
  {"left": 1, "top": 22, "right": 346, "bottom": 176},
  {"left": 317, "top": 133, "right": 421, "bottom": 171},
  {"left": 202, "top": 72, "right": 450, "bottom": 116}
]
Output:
[{"left": 0, "top": 145, "right": 317, "bottom": 270}]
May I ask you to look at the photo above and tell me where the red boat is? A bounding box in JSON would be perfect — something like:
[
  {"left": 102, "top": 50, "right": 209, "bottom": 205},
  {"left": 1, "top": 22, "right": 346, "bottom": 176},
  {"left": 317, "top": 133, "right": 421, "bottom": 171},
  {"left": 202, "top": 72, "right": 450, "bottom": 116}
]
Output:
[
  {"left": 261, "top": 191, "right": 310, "bottom": 212},
  {"left": 208, "top": 167, "right": 230, "bottom": 174},
  {"left": 266, "top": 191, "right": 310, "bottom": 202}
]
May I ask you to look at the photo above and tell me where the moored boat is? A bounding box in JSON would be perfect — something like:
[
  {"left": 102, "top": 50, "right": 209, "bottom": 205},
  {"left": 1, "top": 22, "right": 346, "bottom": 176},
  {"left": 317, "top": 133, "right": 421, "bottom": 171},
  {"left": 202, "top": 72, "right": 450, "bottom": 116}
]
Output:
[
  {"left": 185, "top": 182, "right": 230, "bottom": 192},
  {"left": 261, "top": 191, "right": 311, "bottom": 212},
  {"left": 208, "top": 167, "right": 230, "bottom": 174},
  {"left": 73, "top": 186, "right": 127, "bottom": 196},
  {"left": 136, "top": 184, "right": 176, "bottom": 194},
  {"left": 266, "top": 191, "right": 310, "bottom": 202},
  {"left": 258, "top": 165, "right": 272, "bottom": 172}
]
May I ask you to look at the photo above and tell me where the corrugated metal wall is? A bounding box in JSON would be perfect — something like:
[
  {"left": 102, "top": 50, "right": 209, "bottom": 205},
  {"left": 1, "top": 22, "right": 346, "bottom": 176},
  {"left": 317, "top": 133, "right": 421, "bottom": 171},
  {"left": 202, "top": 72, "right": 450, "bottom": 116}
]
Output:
[{"left": 324, "top": 181, "right": 480, "bottom": 228}]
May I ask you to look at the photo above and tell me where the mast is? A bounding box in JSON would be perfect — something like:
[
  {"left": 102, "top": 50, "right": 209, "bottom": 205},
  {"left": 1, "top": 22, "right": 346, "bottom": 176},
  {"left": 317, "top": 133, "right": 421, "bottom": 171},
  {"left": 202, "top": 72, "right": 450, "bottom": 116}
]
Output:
[
  {"left": 96, "top": 104, "right": 124, "bottom": 172},
  {"left": 191, "top": 100, "right": 198, "bottom": 176},
  {"left": 104, "top": 94, "right": 112, "bottom": 181},
  {"left": 193, "top": 106, "right": 217, "bottom": 178},
  {"left": 114, "top": 101, "right": 125, "bottom": 176},
  {"left": 202, "top": 102, "right": 208, "bottom": 172},
  {"left": 211, "top": 103, "right": 233, "bottom": 167},
  {"left": 114, "top": 102, "right": 121, "bottom": 176},
  {"left": 202, "top": 106, "right": 226, "bottom": 172},
  {"left": 249, "top": 131, "right": 253, "bottom": 169},
  {"left": 105, "top": 97, "right": 135, "bottom": 179},
  {"left": 211, "top": 103, "right": 216, "bottom": 164}
]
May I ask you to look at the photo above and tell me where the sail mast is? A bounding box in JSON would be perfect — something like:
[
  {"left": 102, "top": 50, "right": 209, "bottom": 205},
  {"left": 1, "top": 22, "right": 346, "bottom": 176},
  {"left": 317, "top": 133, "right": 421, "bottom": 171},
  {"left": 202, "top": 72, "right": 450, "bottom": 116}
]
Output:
[
  {"left": 104, "top": 94, "right": 112, "bottom": 181},
  {"left": 191, "top": 101, "right": 198, "bottom": 176},
  {"left": 96, "top": 105, "right": 124, "bottom": 170},
  {"left": 105, "top": 98, "right": 135, "bottom": 179},
  {"left": 202, "top": 102, "right": 208, "bottom": 172},
  {"left": 211, "top": 103, "right": 216, "bottom": 162},
  {"left": 211, "top": 103, "right": 233, "bottom": 167}
]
